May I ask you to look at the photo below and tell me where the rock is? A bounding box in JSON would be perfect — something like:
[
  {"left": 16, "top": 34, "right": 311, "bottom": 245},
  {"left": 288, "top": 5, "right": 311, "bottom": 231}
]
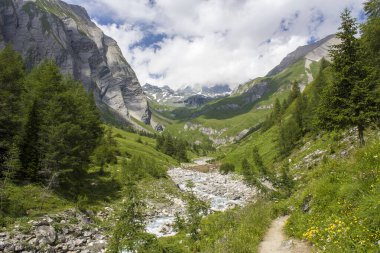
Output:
[
  {"left": 83, "top": 231, "right": 92, "bottom": 237},
  {"left": 0, "top": 0, "right": 150, "bottom": 127},
  {"left": 266, "top": 35, "right": 338, "bottom": 77},
  {"left": 0, "top": 241, "right": 8, "bottom": 250},
  {"left": 74, "top": 238, "right": 85, "bottom": 246},
  {"left": 155, "top": 124, "right": 164, "bottom": 132},
  {"left": 280, "top": 239, "right": 294, "bottom": 250},
  {"left": 235, "top": 129, "right": 249, "bottom": 141},
  {"left": 34, "top": 220, "right": 50, "bottom": 226},
  {"left": 302, "top": 195, "right": 312, "bottom": 213},
  {"left": 14, "top": 244, "right": 24, "bottom": 251},
  {"left": 4, "top": 245, "right": 15, "bottom": 253},
  {"left": 36, "top": 225, "right": 56, "bottom": 245},
  {"left": 0, "top": 208, "right": 109, "bottom": 252}
]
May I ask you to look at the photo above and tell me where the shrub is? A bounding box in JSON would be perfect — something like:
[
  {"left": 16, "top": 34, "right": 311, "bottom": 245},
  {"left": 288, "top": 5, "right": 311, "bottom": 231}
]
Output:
[{"left": 219, "top": 163, "right": 235, "bottom": 175}]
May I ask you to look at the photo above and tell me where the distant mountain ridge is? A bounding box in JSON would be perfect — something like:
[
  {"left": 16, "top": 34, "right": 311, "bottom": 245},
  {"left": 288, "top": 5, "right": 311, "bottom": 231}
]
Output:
[
  {"left": 143, "top": 83, "right": 231, "bottom": 106},
  {"left": 0, "top": 0, "right": 151, "bottom": 127}
]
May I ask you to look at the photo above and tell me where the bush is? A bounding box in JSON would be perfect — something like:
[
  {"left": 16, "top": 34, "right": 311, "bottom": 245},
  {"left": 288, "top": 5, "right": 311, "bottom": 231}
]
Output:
[{"left": 219, "top": 163, "right": 235, "bottom": 175}]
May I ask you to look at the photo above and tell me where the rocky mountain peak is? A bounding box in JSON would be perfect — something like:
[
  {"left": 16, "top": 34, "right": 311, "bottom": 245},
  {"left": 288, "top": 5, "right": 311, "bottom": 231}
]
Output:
[
  {"left": 266, "top": 34, "right": 338, "bottom": 77},
  {"left": 0, "top": 0, "right": 151, "bottom": 127}
]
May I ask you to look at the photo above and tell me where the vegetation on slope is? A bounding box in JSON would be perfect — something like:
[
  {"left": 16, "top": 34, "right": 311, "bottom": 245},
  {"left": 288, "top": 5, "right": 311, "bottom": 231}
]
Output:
[{"left": 286, "top": 141, "right": 380, "bottom": 252}]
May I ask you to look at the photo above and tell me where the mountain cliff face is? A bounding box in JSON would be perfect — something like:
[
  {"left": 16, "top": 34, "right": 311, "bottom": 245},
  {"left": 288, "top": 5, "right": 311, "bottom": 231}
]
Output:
[{"left": 0, "top": 0, "right": 150, "bottom": 126}]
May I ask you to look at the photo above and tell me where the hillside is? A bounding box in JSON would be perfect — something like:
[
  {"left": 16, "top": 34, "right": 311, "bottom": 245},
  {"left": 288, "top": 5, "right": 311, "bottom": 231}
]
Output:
[
  {"left": 149, "top": 35, "right": 339, "bottom": 147},
  {"left": 0, "top": 1, "right": 379, "bottom": 252}
]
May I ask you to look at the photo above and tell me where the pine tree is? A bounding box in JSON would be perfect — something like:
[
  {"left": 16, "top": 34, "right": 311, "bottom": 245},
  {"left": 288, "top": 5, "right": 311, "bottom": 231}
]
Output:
[
  {"left": 318, "top": 8, "right": 378, "bottom": 145},
  {"left": 252, "top": 146, "right": 267, "bottom": 176},
  {"left": 273, "top": 98, "right": 282, "bottom": 124},
  {"left": 108, "top": 176, "right": 153, "bottom": 252},
  {"left": 241, "top": 158, "right": 259, "bottom": 185},
  {"left": 289, "top": 81, "right": 301, "bottom": 103},
  {"left": 92, "top": 127, "right": 117, "bottom": 175},
  {"left": 294, "top": 94, "right": 307, "bottom": 132},
  {"left": 19, "top": 100, "right": 41, "bottom": 181},
  {"left": 20, "top": 61, "right": 103, "bottom": 185},
  {"left": 0, "top": 45, "right": 25, "bottom": 178},
  {"left": 361, "top": 0, "right": 380, "bottom": 127},
  {"left": 278, "top": 117, "right": 302, "bottom": 156}
]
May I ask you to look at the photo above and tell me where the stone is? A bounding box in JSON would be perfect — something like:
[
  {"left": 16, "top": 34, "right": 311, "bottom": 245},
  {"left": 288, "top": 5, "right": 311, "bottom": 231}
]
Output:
[
  {"left": 75, "top": 238, "right": 85, "bottom": 246},
  {"left": 0, "top": 0, "right": 150, "bottom": 127},
  {"left": 280, "top": 239, "right": 294, "bottom": 250},
  {"left": 14, "top": 244, "right": 24, "bottom": 251},
  {"left": 155, "top": 124, "right": 164, "bottom": 132},
  {"left": 0, "top": 241, "right": 8, "bottom": 250},
  {"left": 82, "top": 230, "right": 91, "bottom": 237},
  {"left": 36, "top": 226, "right": 56, "bottom": 245}
]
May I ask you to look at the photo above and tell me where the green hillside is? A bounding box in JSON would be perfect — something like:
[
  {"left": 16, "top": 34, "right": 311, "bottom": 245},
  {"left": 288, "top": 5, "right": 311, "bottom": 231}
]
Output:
[{"left": 154, "top": 58, "right": 317, "bottom": 143}]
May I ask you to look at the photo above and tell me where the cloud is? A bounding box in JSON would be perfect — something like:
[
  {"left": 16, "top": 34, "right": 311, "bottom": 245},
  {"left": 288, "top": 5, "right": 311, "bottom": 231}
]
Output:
[{"left": 67, "top": 0, "right": 365, "bottom": 89}]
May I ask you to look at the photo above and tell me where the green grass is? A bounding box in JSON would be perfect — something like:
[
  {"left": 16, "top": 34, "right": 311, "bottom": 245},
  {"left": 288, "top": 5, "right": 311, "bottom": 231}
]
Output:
[
  {"left": 159, "top": 199, "right": 276, "bottom": 253},
  {"left": 111, "top": 127, "right": 177, "bottom": 168},
  {"left": 0, "top": 126, "right": 178, "bottom": 228},
  {"left": 284, "top": 140, "right": 380, "bottom": 253},
  {"left": 157, "top": 58, "right": 310, "bottom": 140},
  {"left": 217, "top": 126, "right": 279, "bottom": 171}
]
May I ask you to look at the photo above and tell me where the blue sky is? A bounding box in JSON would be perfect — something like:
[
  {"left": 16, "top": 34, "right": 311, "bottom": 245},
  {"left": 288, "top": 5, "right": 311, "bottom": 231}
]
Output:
[{"left": 66, "top": 0, "right": 366, "bottom": 89}]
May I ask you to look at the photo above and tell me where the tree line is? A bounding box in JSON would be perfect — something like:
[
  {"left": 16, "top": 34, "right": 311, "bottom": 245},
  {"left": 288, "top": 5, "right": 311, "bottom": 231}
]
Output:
[
  {"left": 0, "top": 45, "right": 103, "bottom": 189},
  {"left": 263, "top": 4, "right": 379, "bottom": 157}
]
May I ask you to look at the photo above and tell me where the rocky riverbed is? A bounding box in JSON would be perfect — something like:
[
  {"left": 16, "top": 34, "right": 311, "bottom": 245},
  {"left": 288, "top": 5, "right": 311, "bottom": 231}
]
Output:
[
  {"left": 0, "top": 158, "right": 257, "bottom": 250},
  {"left": 146, "top": 158, "right": 257, "bottom": 237},
  {"left": 168, "top": 167, "right": 256, "bottom": 211}
]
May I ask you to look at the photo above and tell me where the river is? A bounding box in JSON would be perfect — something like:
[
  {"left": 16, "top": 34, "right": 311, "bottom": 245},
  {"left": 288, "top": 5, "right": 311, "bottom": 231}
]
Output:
[{"left": 145, "top": 158, "right": 257, "bottom": 237}]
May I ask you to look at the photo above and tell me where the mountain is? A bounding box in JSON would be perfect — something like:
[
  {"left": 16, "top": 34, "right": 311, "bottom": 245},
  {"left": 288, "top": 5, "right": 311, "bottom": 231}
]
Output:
[
  {"left": 152, "top": 35, "right": 341, "bottom": 147},
  {"left": 233, "top": 34, "right": 339, "bottom": 96},
  {"left": 266, "top": 34, "right": 338, "bottom": 77},
  {"left": 143, "top": 83, "right": 231, "bottom": 106},
  {"left": 0, "top": 0, "right": 150, "bottom": 126},
  {"left": 201, "top": 84, "right": 231, "bottom": 97}
]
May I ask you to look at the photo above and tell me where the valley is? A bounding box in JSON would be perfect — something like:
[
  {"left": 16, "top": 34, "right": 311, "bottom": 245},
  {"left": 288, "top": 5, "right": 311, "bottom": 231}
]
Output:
[{"left": 0, "top": 0, "right": 379, "bottom": 252}]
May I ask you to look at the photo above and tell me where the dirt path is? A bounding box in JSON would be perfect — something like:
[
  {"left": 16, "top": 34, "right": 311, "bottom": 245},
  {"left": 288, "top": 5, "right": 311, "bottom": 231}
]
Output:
[{"left": 258, "top": 216, "right": 312, "bottom": 253}]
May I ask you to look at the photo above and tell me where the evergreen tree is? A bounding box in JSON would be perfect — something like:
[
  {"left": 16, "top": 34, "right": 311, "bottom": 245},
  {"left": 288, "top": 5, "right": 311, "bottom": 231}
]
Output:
[
  {"left": 0, "top": 45, "right": 25, "bottom": 178},
  {"left": 318, "top": 9, "right": 378, "bottom": 145},
  {"left": 361, "top": 0, "right": 380, "bottom": 126},
  {"left": 273, "top": 98, "right": 282, "bottom": 123},
  {"left": 92, "top": 127, "right": 118, "bottom": 175},
  {"left": 108, "top": 176, "right": 157, "bottom": 252},
  {"left": 19, "top": 61, "right": 103, "bottom": 185},
  {"left": 278, "top": 117, "right": 302, "bottom": 156},
  {"left": 288, "top": 81, "right": 301, "bottom": 103},
  {"left": 294, "top": 94, "right": 307, "bottom": 132},
  {"left": 279, "top": 162, "right": 294, "bottom": 197},
  {"left": 252, "top": 146, "right": 267, "bottom": 176},
  {"left": 19, "top": 100, "right": 41, "bottom": 181},
  {"left": 241, "top": 158, "right": 259, "bottom": 186}
]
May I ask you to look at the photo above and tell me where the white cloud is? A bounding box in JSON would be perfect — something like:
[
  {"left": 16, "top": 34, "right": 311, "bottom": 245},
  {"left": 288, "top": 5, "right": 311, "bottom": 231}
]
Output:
[{"left": 67, "top": 0, "right": 365, "bottom": 89}]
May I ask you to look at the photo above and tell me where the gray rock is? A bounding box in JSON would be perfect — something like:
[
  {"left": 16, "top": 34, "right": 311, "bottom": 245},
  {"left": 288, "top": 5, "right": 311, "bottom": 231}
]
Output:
[
  {"left": 155, "top": 124, "right": 164, "bottom": 132},
  {"left": 0, "top": 241, "right": 8, "bottom": 250},
  {"left": 36, "top": 225, "right": 56, "bottom": 245},
  {"left": 14, "top": 244, "right": 24, "bottom": 251},
  {"left": 0, "top": 0, "right": 150, "bottom": 127}
]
